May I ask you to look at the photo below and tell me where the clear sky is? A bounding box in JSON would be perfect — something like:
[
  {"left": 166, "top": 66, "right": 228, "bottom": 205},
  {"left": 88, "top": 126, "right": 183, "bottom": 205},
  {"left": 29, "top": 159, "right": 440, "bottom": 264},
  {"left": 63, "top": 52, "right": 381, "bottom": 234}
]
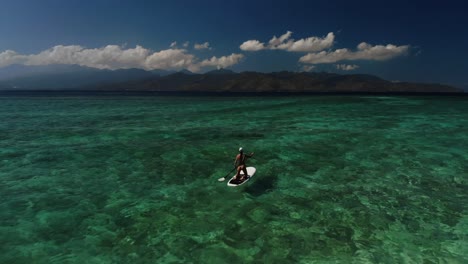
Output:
[{"left": 0, "top": 0, "right": 467, "bottom": 86}]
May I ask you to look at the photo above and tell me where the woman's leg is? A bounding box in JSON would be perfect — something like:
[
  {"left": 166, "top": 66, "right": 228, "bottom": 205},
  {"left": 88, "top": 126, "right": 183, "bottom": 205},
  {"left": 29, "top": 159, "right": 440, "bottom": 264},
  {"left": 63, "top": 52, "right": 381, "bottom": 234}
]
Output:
[
  {"left": 241, "top": 166, "right": 248, "bottom": 180},
  {"left": 235, "top": 166, "right": 241, "bottom": 179}
]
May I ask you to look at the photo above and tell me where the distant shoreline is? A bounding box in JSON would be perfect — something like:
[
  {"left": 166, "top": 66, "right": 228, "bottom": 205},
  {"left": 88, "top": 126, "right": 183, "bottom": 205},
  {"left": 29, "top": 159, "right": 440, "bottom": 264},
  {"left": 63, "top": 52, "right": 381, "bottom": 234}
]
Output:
[
  {"left": 1, "top": 68, "right": 463, "bottom": 93},
  {"left": 0, "top": 90, "right": 466, "bottom": 97}
]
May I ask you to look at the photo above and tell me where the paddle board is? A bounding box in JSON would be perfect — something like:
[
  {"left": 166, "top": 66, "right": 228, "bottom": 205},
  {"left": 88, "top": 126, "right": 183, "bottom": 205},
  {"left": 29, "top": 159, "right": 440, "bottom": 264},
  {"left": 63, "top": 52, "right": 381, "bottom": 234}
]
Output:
[{"left": 227, "top": 167, "right": 256, "bottom": 187}]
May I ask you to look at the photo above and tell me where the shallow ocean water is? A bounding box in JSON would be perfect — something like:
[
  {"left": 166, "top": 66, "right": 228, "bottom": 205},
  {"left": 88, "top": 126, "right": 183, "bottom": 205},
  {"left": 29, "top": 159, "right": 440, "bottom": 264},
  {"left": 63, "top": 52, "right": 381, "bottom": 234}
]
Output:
[{"left": 0, "top": 95, "right": 467, "bottom": 263}]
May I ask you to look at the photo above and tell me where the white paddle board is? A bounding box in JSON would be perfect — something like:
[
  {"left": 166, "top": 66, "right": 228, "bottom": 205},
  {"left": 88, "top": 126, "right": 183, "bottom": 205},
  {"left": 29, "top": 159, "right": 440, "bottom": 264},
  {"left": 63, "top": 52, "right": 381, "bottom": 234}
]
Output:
[{"left": 227, "top": 167, "right": 256, "bottom": 187}]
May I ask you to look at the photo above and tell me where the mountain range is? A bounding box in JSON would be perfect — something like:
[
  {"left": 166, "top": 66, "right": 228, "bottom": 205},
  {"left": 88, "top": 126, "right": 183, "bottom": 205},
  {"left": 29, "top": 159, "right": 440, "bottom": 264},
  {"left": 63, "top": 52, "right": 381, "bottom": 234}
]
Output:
[{"left": 0, "top": 65, "right": 463, "bottom": 93}]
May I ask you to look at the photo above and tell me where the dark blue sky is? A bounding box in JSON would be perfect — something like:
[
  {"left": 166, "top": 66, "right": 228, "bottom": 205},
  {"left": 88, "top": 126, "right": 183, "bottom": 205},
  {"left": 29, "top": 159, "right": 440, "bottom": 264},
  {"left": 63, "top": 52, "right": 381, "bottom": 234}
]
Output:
[{"left": 0, "top": 0, "right": 467, "bottom": 86}]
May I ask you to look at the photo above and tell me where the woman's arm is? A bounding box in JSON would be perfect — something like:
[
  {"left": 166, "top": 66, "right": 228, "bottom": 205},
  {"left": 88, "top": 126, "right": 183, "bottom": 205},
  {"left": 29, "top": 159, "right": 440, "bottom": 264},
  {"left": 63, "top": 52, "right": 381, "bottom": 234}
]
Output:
[{"left": 234, "top": 154, "right": 240, "bottom": 167}]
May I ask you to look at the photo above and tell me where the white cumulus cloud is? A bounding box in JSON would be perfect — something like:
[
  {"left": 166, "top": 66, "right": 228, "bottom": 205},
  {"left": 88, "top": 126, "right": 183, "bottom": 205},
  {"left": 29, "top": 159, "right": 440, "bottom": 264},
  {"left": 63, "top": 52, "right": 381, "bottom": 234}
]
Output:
[
  {"left": 0, "top": 44, "right": 244, "bottom": 72},
  {"left": 302, "top": 65, "right": 316, "bottom": 72},
  {"left": 145, "top": 48, "right": 196, "bottom": 71},
  {"left": 336, "top": 64, "right": 359, "bottom": 71},
  {"left": 268, "top": 31, "right": 293, "bottom": 47},
  {"left": 300, "top": 42, "right": 409, "bottom": 64},
  {"left": 240, "top": 31, "right": 335, "bottom": 52},
  {"left": 194, "top": 42, "right": 211, "bottom": 50},
  {"left": 199, "top": 53, "right": 244, "bottom": 69},
  {"left": 26, "top": 45, "right": 152, "bottom": 70},
  {"left": 239, "top": 40, "right": 266, "bottom": 51},
  {"left": 285, "top": 32, "right": 335, "bottom": 52},
  {"left": 0, "top": 50, "right": 27, "bottom": 67},
  {"left": 271, "top": 31, "right": 335, "bottom": 52}
]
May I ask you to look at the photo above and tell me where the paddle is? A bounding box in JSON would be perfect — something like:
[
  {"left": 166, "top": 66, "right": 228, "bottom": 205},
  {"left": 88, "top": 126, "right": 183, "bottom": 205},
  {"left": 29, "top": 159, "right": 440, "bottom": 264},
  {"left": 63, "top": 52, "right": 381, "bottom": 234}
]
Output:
[{"left": 218, "top": 167, "right": 236, "bottom": 182}]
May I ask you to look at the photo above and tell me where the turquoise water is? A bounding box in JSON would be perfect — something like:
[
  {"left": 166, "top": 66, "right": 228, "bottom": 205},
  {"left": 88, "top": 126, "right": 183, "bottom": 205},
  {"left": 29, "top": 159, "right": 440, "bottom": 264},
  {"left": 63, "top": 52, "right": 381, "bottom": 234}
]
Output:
[{"left": 0, "top": 95, "right": 467, "bottom": 263}]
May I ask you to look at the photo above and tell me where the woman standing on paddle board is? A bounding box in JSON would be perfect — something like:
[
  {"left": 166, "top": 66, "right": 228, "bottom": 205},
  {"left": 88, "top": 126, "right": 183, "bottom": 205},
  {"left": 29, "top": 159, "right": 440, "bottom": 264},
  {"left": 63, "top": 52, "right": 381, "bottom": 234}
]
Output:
[{"left": 234, "top": 147, "right": 254, "bottom": 181}]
